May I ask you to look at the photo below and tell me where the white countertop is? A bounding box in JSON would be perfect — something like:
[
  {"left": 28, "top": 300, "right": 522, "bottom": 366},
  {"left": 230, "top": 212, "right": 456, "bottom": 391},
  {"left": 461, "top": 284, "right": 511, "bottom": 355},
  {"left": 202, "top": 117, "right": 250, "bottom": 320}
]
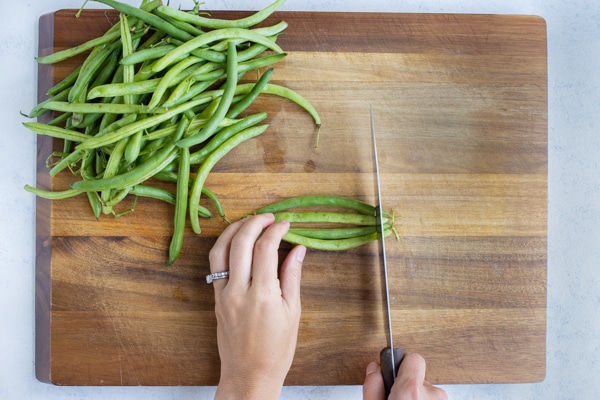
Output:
[{"left": 1, "top": 1, "right": 598, "bottom": 399}]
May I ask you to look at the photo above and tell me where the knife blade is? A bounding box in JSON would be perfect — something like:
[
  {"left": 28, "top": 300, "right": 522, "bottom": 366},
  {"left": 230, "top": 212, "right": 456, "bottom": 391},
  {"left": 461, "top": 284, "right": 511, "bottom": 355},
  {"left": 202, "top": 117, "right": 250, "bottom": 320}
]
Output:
[{"left": 370, "top": 105, "right": 404, "bottom": 397}]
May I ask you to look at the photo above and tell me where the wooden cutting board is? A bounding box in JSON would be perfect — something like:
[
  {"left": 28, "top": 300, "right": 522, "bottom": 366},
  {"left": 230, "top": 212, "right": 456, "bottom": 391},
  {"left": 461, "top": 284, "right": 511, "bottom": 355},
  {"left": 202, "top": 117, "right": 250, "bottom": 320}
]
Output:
[{"left": 35, "top": 9, "right": 547, "bottom": 386}]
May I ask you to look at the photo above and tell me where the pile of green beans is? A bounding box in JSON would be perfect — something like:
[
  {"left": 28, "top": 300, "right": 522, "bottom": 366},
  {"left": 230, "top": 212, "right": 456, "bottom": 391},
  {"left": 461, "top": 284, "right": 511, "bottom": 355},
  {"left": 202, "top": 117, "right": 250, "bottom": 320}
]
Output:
[
  {"left": 254, "top": 195, "right": 399, "bottom": 251},
  {"left": 23, "top": 0, "right": 322, "bottom": 266}
]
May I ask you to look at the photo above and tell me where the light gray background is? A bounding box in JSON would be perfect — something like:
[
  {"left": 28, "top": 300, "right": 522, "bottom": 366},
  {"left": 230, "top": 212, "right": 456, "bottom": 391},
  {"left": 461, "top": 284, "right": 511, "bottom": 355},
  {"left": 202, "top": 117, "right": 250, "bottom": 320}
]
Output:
[{"left": 1, "top": 0, "right": 598, "bottom": 399}]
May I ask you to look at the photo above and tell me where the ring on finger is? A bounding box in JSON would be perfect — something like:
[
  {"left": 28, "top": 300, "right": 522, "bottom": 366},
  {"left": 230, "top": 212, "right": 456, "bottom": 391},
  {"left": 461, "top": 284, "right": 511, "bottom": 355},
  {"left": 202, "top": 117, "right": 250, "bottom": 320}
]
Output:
[{"left": 206, "top": 271, "right": 230, "bottom": 284}]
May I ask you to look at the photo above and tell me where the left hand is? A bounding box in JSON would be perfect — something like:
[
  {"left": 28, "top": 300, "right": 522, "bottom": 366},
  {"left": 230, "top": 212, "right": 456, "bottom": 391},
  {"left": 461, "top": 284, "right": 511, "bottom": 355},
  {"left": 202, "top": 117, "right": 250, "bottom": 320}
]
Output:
[{"left": 209, "top": 213, "right": 306, "bottom": 400}]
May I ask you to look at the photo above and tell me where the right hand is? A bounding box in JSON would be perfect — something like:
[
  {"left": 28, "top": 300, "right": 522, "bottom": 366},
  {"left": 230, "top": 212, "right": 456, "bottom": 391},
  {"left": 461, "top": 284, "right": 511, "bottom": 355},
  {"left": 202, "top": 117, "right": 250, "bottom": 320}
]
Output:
[{"left": 363, "top": 353, "right": 448, "bottom": 400}]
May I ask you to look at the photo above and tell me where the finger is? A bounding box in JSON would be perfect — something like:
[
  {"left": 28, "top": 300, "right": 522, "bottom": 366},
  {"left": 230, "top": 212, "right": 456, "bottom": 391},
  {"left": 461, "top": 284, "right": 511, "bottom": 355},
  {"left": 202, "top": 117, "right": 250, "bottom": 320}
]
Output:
[
  {"left": 208, "top": 219, "right": 245, "bottom": 292},
  {"left": 425, "top": 383, "right": 449, "bottom": 400},
  {"left": 396, "top": 352, "right": 427, "bottom": 383},
  {"left": 280, "top": 244, "right": 305, "bottom": 307},
  {"left": 228, "top": 213, "right": 276, "bottom": 288},
  {"left": 362, "top": 362, "right": 385, "bottom": 400},
  {"left": 251, "top": 219, "right": 290, "bottom": 287}
]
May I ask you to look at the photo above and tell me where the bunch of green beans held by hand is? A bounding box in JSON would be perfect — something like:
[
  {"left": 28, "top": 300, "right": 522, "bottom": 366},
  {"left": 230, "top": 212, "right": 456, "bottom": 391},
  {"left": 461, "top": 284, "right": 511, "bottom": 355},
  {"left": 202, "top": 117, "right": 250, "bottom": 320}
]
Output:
[
  {"left": 255, "top": 195, "right": 399, "bottom": 251},
  {"left": 23, "top": 0, "right": 396, "bottom": 266}
]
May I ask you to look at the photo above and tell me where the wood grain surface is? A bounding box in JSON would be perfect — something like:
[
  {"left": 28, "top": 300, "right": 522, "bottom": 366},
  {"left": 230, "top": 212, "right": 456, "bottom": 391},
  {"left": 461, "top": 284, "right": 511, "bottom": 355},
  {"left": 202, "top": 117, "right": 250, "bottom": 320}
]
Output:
[{"left": 35, "top": 9, "right": 547, "bottom": 386}]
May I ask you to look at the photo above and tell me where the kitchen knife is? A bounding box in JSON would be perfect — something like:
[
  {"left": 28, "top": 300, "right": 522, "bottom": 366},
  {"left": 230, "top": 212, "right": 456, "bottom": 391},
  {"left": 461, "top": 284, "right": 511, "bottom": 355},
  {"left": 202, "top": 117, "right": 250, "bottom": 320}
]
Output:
[{"left": 370, "top": 105, "right": 404, "bottom": 396}]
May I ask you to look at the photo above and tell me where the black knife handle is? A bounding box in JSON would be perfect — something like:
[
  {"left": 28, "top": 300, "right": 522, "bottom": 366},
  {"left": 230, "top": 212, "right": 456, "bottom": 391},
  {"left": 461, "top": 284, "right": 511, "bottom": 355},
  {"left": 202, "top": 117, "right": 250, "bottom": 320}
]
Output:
[{"left": 380, "top": 347, "right": 404, "bottom": 397}]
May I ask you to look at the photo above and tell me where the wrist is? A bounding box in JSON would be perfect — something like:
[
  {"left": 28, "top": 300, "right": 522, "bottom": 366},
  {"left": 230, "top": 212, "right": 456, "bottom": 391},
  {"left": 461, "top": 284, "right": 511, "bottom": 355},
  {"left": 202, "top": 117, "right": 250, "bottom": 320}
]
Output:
[{"left": 215, "top": 375, "right": 283, "bottom": 400}]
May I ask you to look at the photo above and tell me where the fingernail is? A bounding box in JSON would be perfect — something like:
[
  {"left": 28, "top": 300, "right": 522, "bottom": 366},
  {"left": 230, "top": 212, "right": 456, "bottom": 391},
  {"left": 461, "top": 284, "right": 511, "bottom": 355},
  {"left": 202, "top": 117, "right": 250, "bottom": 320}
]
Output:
[
  {"left": 366, "top": 362, "right": 379, "bottom": 375},
  {"left": 296, "top": 245, "right": 306, "bottom": 262}
]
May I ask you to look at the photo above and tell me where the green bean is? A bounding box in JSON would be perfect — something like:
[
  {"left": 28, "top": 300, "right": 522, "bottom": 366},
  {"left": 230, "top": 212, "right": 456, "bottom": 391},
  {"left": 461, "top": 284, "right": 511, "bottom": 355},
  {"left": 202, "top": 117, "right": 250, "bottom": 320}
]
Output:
[
  {"left": 134, "top": 24, "right": 167, "bottom": 52},
  {"left": 104, "top": 186, "right": 132, "bottom": 208},
  {"left": 48, "top": 149, "right": 86, "bottom": 177},
  {"left": 120, "top": 44, "right": 177, "bottom": 66},
  {"left": 124, "top": 129, "right": 144, "bottom": 164},
  {"left": 22, "top": 122, "right": 90, "bottom": 142},
  {"left": 42, "top": 101, "right": 160, "bottom": 115},
  {"left": 227, "top": 68, "right": 274, "bottom": 119},
  {"left": 192, "top": 52, "right": 286, "bottom": 83},
  {"left": 148, "top": 56, "right": 204, "bottom": 109},
  {"left": 91, "top": 42, "right": 121, "bottom": 90},
  {"left": 47, "top": 65, "right": 81, "bottom": 96},
  {"left": 23, "top": 86, "right": 70, "bottom": 118},
  {"left": 282, "top": 228, "right": 392, "bottom": 251},
  {"left": 168, "top": 140, "right": 190, "bottom": 266},
  {"left": 71, "top": 115, "right": 188, "bottom": 192},
  {"left": 152, "top": 28, "right": 283, "bottom": 73},
  {"left": 255, "top": 195, "right": 376, "bottom": 216},
  {"left": 47, "top": 112, "right": 72, "bottom": 127},
  {"left": 87, "top": 78, "right": 161, "bottom": 100},
  {"left": 154, "top": 9, "right": 205, "bottom": 37},
  {"left": 189, "top": 83, "right": 320, "bottom": 126},
  {"left": 161, "top": 61, "right": 223, "bottom": 107},
  {"left": 86, "top": 191, "right": 102, "bottom": 219},
  {"left": 25, "top": 0, "right": 325, "bottom": 266},
  {"left": 119, "top": 12, "right": 135, "bottom": 105},
  {"left": 249, "top": 21, "right": 289, "bottom": 38},
  {"left": 168, "top": 38, "right": 227, "bottom": 63},
  {"left": 261, "top": 83, "right": 321, "bottom": 126},
  {"left": 68, "top": 38, "right": 125, "bottom": 103},
  {"left": 189, "top": 112, "right": 267, "bottom": 164},
  {"left": 201, "top": 186, "right": 230, "bottom": 223},
  {"left": 72, "top": 143, "right": 177, "bottom": 192},
  {"left": 176, "top": 43, "right": 239, "bottom": 148},
  {"left": 24, "top": 185, "right": 82, "bottom": 200},
  {"left": 188, "top": 124, "right": 269, "bottom": 234},
  {"left": 69, "top": 80, "right": 89, "bottom": 128},
  {"left": 91, "top": 0, "right": 194, "bottom": 42},
  {"left": 155, "top": 0, "right": 285, "bottom": 29},
  {"left": 98, "top": 64, "right": 125, "bottom": 132},
  {"left": 35, "top": 29, "right": 121, "bottom": 65},
  {"left": 289, "top": 225, "right": 385, "bottom": 240},
  {"left": 161, "top": 78, "right": 219, "bottom": 108},
  {"left": 75, "top": 96, "right": 213, "bottom": 150},
  {"left": 97, "top": 113, "right": 138, "bottom": 137},
  {"left": 100, "top": 137, "right": 129, "bottom": 211},
  {"left": 129, "top": 184, "right": 212, "bottom": 218},
  {"left": 80, "top": 150, "right": 96, "bottom": 180},
  {"left": 237, "top": 42, "right": 269, "bottom": 62},
  {"left": 146, "top": 171, "right": 222, "bottom": 220},
  {"left": 130, "top": 184, "right": 177, "bottom": 202},
  {"left": 272, "top": 211, "right": 383, "bottom": 226},
  {"left": 74, "top": 51, "right": 122, "bottom": 128}
]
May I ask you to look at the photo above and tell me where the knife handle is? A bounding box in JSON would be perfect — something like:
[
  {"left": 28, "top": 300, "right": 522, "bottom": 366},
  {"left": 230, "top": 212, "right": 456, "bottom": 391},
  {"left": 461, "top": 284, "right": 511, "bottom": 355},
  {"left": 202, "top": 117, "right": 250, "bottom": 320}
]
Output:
[{"left": 380, "top": 347, "right": 404, "bottom": 398}]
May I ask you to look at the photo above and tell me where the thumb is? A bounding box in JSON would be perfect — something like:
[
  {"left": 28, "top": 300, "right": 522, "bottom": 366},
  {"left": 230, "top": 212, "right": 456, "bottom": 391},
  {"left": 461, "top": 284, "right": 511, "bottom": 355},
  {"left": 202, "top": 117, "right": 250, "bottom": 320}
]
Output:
[
  {"left": 363, "top": 362, "right": 385, "bottom": 400},
  {"left": 280, "top": 245, "right": 305, "bottom": 304}
]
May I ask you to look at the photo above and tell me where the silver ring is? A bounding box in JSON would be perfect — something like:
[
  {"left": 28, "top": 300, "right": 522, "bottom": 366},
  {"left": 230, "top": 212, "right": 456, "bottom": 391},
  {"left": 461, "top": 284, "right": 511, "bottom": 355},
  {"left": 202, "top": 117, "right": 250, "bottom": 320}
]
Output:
[{"left": 206, "top": 271, "right": 229, "bottom": 284}]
